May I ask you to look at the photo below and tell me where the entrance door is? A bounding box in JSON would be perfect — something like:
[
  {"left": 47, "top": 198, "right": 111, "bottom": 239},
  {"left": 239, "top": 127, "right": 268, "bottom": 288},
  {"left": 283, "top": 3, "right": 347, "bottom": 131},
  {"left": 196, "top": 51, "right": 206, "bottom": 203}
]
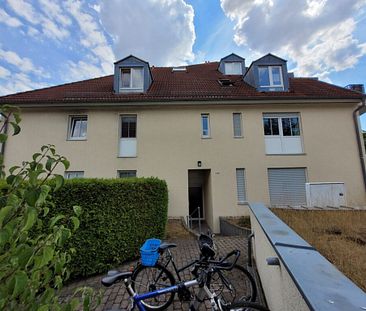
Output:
[{"left": 189, "top": 186, "right": 203, "bottom": 219}]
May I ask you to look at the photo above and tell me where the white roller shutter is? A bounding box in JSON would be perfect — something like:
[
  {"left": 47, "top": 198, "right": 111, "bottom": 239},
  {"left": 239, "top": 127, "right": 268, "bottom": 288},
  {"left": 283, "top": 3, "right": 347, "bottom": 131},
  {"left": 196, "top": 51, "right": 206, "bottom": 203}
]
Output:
[{"left": 268, "top": 168, "right": 306, "bottom": 206}]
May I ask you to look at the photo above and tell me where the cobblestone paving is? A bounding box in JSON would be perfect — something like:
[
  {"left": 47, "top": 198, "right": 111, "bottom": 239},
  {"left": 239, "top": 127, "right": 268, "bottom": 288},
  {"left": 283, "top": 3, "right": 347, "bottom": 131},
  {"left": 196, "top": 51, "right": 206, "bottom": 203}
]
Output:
[{"left": 62, "top": 236, "right": 253, "bottom": 310}]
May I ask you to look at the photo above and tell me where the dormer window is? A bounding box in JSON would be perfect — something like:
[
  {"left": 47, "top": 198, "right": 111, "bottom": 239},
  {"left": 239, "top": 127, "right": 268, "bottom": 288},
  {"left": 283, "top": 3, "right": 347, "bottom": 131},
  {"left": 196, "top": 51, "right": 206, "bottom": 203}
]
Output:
[
  {"left": 120, "top": 67, "right": 144, "bottom": 92},
  {"left": 258, "top": 66, "right": 284, "bottom": 91},
  {"left": 224, "top": 62, "right": 242, "bottom": 75}
]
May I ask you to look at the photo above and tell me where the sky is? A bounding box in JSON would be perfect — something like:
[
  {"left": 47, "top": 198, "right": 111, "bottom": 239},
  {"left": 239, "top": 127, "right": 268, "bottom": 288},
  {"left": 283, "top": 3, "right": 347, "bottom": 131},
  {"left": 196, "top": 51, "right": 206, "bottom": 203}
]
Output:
[{"left": 0, "top": 0, "right": 366, "bottom": 127}]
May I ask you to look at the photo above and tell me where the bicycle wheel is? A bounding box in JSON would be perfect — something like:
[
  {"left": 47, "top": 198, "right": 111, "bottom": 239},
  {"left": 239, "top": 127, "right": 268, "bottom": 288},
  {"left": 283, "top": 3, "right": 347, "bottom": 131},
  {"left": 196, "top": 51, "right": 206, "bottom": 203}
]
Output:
[
  {"left": 208, "top": 264, "right": 257, "bottom": 304},
  {"left": 222, "top": 301, "right": 270, "bottom": 311},
  {"left": 131, "top": 263, "right": 176, "bottom": 310}
]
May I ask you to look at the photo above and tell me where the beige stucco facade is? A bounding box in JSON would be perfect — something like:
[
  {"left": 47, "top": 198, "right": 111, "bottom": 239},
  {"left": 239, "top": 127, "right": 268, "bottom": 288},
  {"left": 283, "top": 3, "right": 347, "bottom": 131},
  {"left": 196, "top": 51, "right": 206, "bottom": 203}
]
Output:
[{"left": 4, "top": 100, "right": 366, "bottom": 232}]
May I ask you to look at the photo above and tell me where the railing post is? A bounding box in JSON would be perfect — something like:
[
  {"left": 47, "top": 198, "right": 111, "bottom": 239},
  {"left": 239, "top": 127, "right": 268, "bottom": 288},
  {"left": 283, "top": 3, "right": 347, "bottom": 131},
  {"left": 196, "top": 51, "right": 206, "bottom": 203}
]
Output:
[{"left": 198, "top": 206, "right": 201, "bottom": 234}]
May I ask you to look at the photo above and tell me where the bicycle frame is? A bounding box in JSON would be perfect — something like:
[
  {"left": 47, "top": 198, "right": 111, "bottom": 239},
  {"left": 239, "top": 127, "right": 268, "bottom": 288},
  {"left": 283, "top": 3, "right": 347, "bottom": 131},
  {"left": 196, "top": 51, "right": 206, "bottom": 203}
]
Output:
[{"left": 125, "top": 278, "right": 198, "bottom": 311}]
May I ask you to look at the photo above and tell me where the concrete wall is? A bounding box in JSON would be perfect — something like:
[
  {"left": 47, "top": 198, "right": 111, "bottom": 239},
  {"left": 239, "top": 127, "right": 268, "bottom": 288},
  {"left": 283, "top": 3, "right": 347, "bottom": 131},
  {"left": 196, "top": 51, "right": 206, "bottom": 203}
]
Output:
[
  {"left": 4, "top": 102, "right": 365, "bottom": 232},
  {"left": 249, "top": 203, "right": 366, "bottom": 311}
]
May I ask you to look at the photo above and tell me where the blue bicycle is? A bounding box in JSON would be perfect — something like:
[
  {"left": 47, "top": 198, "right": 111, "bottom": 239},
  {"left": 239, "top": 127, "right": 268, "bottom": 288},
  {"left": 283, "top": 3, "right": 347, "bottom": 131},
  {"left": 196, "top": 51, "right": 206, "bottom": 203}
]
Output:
[{"left": 102, "top": 244, "right": 269, "bottom": 311}]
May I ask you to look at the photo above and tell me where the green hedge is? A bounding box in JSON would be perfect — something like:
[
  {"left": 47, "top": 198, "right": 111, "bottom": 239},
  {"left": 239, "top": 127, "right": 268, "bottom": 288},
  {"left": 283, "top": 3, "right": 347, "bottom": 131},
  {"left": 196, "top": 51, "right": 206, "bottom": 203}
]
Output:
[{"left": 49, "top": 177, "right": 168, "bottom": 278}]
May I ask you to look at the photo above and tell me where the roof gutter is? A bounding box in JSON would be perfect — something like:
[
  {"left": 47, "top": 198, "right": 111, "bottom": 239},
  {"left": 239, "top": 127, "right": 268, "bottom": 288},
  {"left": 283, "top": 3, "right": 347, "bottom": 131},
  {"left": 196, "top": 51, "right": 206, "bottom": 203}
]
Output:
[{"left": 353, "top": 97, "right": 366, "bottom": 190}]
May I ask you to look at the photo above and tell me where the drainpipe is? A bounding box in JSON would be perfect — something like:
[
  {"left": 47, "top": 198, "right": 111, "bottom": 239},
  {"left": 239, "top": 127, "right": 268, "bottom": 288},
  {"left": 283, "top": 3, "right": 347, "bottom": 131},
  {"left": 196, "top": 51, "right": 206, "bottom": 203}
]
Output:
[{"left": 353, "top": 97, "right": 366, "bottom": 190}]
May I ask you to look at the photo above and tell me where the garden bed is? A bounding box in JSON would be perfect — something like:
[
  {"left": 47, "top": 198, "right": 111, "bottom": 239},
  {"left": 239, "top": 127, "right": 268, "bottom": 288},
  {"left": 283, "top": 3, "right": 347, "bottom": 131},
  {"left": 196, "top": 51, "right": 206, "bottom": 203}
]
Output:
[{"left": 271, "top": 208, "right": 366, "bottom": 291}]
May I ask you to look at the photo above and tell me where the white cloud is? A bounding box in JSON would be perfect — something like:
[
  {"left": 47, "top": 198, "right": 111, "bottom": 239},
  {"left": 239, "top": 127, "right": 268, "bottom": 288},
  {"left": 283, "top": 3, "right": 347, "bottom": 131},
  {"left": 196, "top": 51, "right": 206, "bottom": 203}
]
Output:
[
  {"left": 42, "top": 18, "right": 69, "bottom": 40},
  {"left": 220, "top": 0, "right": 366, "bottom": 77},
  {"left": 99, "top": 0, "right": 196, "bottom": 66},
  {"left": 0, "top": 66, "right": 11, "bottom": 78},
  {"left": 0, "top": 48, "right": 49, "bottom": 77},
  {"left": 0, "top": 72, "right": 49, "bottom": 96},
  {"left": 6, "top": 0, "right": 71, "bottom": 41},
  {"left": 65, "top": 0, "right": 114, "bottom": 75},
  {"left": 7, "top": 0, "right": 39, "bottom": 24},
  {"left": 0, "top": 8, "right": 22, "bottom": 27},
  {"left": 38, "top": 0, "right": 72, "bottom": 27},
  {"left": 63, "top": 60, "right": 108, "bottom": 82}
]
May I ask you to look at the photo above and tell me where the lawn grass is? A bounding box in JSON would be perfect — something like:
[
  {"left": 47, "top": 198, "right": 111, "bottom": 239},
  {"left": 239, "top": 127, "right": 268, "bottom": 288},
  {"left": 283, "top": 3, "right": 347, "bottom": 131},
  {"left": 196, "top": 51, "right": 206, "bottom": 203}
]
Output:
[{"left": 271, "top": 209, "right": 366, "bottom": 291}]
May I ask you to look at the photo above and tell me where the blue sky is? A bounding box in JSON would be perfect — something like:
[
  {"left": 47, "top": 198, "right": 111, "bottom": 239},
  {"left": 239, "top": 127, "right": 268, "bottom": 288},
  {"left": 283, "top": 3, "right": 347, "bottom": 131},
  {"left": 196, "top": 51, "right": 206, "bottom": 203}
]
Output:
[{"left": 1, "top": 0, "right": 366, "bottom": 127}]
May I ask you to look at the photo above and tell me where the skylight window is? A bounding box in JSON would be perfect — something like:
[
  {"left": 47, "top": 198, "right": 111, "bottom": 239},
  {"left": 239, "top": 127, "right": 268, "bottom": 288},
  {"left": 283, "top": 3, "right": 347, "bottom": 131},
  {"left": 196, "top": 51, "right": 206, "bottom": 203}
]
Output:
[{"left": 172, "top": 66, "right": 186, "bottom": 72}]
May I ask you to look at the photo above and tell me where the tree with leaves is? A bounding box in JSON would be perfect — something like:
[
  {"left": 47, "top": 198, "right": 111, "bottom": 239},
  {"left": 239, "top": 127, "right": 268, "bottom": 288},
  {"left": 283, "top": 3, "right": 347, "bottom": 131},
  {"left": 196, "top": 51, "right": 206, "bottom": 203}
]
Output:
[{"left": 0, "top": 106, "right": 98, "bottom": 310}]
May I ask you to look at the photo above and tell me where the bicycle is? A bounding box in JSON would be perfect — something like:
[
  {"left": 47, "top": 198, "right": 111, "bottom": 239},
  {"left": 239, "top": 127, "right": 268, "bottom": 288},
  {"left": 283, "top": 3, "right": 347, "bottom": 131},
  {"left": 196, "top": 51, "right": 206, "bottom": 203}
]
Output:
[
  {"left": 130, "top": 234, "right": 257, "bottom": 310},
  {"left": 102, "top": 243, "right": 269, "bottom": 311}
]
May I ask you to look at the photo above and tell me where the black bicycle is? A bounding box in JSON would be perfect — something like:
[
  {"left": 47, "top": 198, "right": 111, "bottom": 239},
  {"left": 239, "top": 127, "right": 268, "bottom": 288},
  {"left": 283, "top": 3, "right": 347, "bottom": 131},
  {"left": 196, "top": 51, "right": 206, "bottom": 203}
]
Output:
[
  {"left": 131, "top": 234, "right": 257, "bottom": 310},
  {"left": 102, "top": 243, "right": 269, "bottom": 311}
]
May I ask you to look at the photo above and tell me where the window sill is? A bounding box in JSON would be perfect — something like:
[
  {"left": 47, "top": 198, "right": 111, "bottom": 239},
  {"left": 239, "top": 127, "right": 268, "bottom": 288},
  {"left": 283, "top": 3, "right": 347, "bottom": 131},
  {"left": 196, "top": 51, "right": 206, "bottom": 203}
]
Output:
[
  {"left": 233, "top": 136, "right": 243, "bottom": 139},
  {"left": 266, "top": 153, "right": 306, "bottom": 156},
  {"left": 67, "top": 138, "right": 87, "bottom": 141},
  {"left": 238, "top": 201, "right": 249, "bottom": 205},
  {"left": 117, "top": 156, "right": 137, "bottom": 158},
  {"left": 201, "top": 136, "right": 211, "bottom": 139}
]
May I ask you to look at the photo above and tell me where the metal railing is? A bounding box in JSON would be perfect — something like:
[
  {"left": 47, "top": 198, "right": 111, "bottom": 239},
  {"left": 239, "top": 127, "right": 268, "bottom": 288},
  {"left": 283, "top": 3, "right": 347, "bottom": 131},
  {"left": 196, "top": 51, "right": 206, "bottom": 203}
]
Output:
[{"left": 186, "top": 206, "right": 201, "bottom": 234}]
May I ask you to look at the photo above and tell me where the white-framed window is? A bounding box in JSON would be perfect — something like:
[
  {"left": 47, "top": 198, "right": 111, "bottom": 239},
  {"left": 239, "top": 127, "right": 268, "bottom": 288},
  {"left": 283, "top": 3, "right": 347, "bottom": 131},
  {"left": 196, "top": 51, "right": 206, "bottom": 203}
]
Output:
[
  {"left": 65, "top": 171, "right": 84, "bottom": 179},
  {"left": 68, "top": 116, "right": 87, "bottom": 140},
  {"left": 118, "top": 170, "right": 137, "bottom": 178},
  {"left": 120, "top": 67, "right": 144, "bottom": 91},
  {"left": 236, "top": 168, "right": 247, "bottom": 203},
  {"left": 258, "top": 66, "right": 284, "bottom": 90},
  {"left": 119, "top": 115, "right": 137, "bottom": 157},
  {"left": 263, "top": 113, "right": 303, "bottom": 154},
  {"left": 201, "top": 114, "right": 210, "bottom": 138},
  {"left": 233, "top": 113, "right": 242, "bottom": 137},
  {"left": 224, "top": 62, "right": 242, "bottom": 75}
]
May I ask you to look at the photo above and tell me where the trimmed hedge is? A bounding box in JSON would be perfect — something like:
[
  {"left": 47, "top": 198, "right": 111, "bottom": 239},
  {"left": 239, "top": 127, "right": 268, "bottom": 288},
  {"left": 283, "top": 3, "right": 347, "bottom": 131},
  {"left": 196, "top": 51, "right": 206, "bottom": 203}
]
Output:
[{"left": 49, "top": 177, "right": 168, "bottom": 278}]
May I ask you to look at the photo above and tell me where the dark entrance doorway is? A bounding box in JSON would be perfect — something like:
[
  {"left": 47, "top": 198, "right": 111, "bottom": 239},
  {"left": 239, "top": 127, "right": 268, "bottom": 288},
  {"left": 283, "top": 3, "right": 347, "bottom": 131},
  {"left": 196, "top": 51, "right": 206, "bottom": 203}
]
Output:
[
  {"left": 188, "top": 169, "right": 210, "bottom": 221},
  {"left": 189, "top": 187, "right": 203, "bottom": 218}
]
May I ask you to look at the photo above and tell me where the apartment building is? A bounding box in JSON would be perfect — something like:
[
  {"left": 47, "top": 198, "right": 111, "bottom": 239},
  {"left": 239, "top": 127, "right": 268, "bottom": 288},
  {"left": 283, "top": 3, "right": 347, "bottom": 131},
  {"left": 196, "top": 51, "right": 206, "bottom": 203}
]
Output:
[{"left": 1, "top": 53, "right": 365, "bottom": 232}]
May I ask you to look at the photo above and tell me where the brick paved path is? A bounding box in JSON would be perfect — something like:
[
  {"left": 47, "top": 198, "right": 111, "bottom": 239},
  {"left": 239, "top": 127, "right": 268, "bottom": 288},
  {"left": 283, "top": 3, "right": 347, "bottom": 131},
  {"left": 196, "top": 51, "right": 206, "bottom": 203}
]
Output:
[{"left": 62, "top": 236, "right": 254, "bottom": 310}]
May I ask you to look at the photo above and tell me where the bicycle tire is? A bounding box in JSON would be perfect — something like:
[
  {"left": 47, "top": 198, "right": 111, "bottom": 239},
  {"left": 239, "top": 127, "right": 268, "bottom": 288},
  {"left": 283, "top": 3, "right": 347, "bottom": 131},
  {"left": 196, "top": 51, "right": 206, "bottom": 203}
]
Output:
[
  {"left": 222, "top": 301, "right": 270, "bottom": 311},
  {"left": 208, "top": 264, "right": 257, "bottom": 304},
  {"left": 131, "top": 263, "right": 176, "bottom": 310}
]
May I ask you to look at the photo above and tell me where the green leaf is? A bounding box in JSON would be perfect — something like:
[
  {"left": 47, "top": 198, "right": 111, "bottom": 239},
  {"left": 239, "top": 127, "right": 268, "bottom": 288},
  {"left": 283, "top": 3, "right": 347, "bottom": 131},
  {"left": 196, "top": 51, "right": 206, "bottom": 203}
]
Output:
[
  {"left": 9, "top": 166, "right": 20, "bottom": 174},
  {"left": 0, "top": 206, "right": 13, "bottom": 228},
  {"left": 32, "top": 153, "right": 42, "bottom": 161},
  {"left": 73, "top": 205, "right": 82, "bottom": 217},
  {"left": 0, "top": 133, "right": 8, "bottom": 143},
  {"left": 45, "top": 158, "right": 54, "bottom": 171},
  {"left": 6, "top": 174, "right": 16, "bottom": 185},
  {"left": 37, "top": 185, "right": 51, "bottom": 205},
  {"left": 12, "top": 271, "right": 28, "bottom": 297},
  {"left": 10, "top": 122, "right": 21, "bottom": 135},
  {"left": 54, "top": 174, "right": 64, "bottom": 191},
  {"left": 37, "top": 306, "right": 49, "bottom": 311},
  {"left": 13, "top": 112, "right": 21, "bottom": 124},
  {"left": 24, "top": 189, "right": 40, "bottom": 206},
  {"left": 22, "top": 206, "right": 37, "bottom": 231},
  {"left": 41, "top": 246, "right": 54, "bottom": 266},
  {"left": 49, "top": 215, "right": 65, "bottom": 229},
  {"left": 70, "top": 216, "right": 80, "bottom": 231},
  {"left": 61, "top": 158, "right": 70, "bottom": 170}
]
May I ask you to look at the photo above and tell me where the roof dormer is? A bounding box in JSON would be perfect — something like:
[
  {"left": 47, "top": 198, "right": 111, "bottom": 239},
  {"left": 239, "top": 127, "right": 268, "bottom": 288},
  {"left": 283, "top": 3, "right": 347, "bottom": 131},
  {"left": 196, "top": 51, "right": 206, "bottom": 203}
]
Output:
[
  {"left": 218, "top": 53, "right": 246, "bottom": 75},
  {"left": 113, "top": 55, "right": 153, "bottom": 94},
  {"left": 244, "top": 53, "right": 289, "bottom": 92}
]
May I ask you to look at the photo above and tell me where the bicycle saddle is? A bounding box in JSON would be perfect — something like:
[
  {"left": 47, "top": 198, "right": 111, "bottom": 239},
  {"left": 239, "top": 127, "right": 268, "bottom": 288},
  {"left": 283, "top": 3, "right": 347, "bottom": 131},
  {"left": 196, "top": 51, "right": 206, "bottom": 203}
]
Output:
[
  {"left": 101, "top": 271, "right": 133, "bottom": 287},
  {"left": 158, "top": 242, "right": 177, "bottom": 251}
]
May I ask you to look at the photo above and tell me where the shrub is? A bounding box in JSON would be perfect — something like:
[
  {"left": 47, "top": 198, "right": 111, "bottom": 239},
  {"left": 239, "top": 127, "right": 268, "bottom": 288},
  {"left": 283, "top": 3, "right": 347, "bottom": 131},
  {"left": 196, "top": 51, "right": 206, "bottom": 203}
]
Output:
[{"left": 49, "top": 177, "right": 168, "bottom": 278}]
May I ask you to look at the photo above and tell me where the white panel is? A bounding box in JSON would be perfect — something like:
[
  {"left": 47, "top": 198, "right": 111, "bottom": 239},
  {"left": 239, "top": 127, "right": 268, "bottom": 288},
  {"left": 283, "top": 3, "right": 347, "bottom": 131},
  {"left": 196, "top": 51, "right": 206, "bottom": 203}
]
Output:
[
  {"left": 306, "top": 182, "right": 346, "bottom": 207},
  {"left": 282, "top": 137, "right": 303, "bottom": 153},
  {"left": 119, "top": 138, "right": 137, "bottom": 157},
  {"left": 236, "top": 168, "right": 247, "bottom": 202},
  {"left": 265, "top": 137, "right": 282, "bottom": 154}
]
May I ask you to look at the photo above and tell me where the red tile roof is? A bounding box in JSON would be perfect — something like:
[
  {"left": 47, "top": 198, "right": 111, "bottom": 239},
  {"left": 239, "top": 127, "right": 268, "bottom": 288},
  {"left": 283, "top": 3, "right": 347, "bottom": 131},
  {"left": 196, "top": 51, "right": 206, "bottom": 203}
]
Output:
[{"left": 0, "top": 62, "right": 362, "bottom": 105}]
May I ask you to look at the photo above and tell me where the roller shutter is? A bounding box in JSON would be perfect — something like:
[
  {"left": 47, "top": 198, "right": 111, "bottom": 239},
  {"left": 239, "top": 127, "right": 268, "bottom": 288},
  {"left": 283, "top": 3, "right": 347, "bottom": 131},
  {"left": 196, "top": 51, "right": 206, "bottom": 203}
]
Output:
[{"left": 268, "top": 168, "right": 306, "bottom": 206}]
